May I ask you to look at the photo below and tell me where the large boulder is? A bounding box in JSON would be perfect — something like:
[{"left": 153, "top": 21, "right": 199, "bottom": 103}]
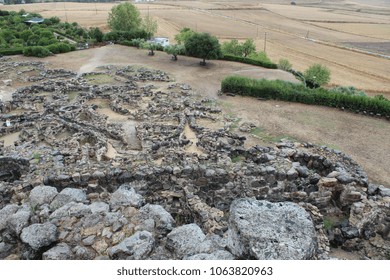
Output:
[
  {"left": 138, "top": 204, "right": 175, "bottom": 236},
  {"left": 29, "top": 185, "right": 58, "bottom": 207},
  {"left": 166, "top": 223, "right": 206, "bottom": 258},
  {"left": 21, "top": 223, "right": 58, "bottom": 250},
  {"left": 110, "top": 184, "right": 144, "bottom": 210},
  {"left": 227, "top": 199, "right": 317, "bottom": 260},
  {"left": 42, "top": 243, "right": 72, "bottom": 260},
  {"left": 108, "top": 231, "right": 155, "bottom": 260}
]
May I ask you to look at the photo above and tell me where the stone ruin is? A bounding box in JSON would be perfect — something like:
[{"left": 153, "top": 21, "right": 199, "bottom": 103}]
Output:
[{"left": 0, "top": 59, "right": 389, "bottom": 260}]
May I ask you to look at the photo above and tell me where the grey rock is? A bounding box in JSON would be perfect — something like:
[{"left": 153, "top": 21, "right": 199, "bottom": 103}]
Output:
[
  {"left": 0, "top": 204, "right": 19, "bottom": 231},
  {"left": 266, "top": 166, "right": 276, "bottom": 174},
  {"left": 367, "top": 184, "right": 379, "bottom": 195},
  {"left": 73, "top": 245, "right": 96, "bottom": 260},
  {"left": 0, "top": 242, "right": 13, "bottom": 259},
  {"left": 341, "top": 226, "right": 360, "bottom": 239},
  {"left": 8, "top": 210, "right": 31, "bottom": 235},
  {"left": 186, "top": 250, "right": 235, "bottom": 260},
  {"left": 82, "top": 236, "right": 96, "bottom": 246},
  {"left": 139, "top": 204, "right": 175, "bottom": 235},
  {"left": 296, "top": 166, "right": 310, "bottom": 178},
  {"left": 50, "top": 202, "right": 91, "bottom": 220},
  {"left": 110, "top": 185, "right": 144, "bottom": 210},
  {"left": 166, "top": 223, "right": 206, "bottom": 258},
  {"left": 90, "top": 201, "right": 110, "bottom": 214},
  {"left": 205, "top": 169, "right": 216, "bottom": 177},
  {"left": 287, "top": 168, "right": 298, "bottom": 180},
  {"left": 108, "top": 231, "right": 155, "bottom": 260},
  {"left": 50, "top": 188, "right": 87, "bottom": 210},
  {"left": 43, "top": 243, "right": 72, "bottom": 260},
  {"left": 337, "top": 173, "right": 354, "bottom": 184},
  {"left": 21, "top": 223, "right": 57, "bottom": 250},
  {"left": 29, "top": 185, "right": 58, "bottom": 207},
  {"left": 379, "top": 186, "right": 390, "bottom": 197},
  {"left": 227, "top": 199, "right": 317, "bottom": 260}
]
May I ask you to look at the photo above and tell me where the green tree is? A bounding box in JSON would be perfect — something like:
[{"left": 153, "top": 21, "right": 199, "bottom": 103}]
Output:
[
  {"left": 221, "top": 39, "right": 242, "bottom": 56},
  {"left": 140, "top": 41, "right": 157, "bottom": 56},
  {"left": 142, "top": 15, "right": 158, "bottom": 39},
  {"left": 304, "top": 64, "right": 331, "bottom": 88},
  {"left": 174, "top": 27, "right": 195, "bottom": 44},
  {"left": 241, "top": 38, "right": 256, "bottom": 57},
  {"left": 278, "top": 58, "right": 292, "bottom": 71},
  {"left": 184, "top": 32, "right": 222, "bottom": 66},
  {"left": 108, "top": 3, "right": 142, "bottom": 32},
  {"left": 164, "top": 44, "right": 185, "bottom": 61},
  {"left": 248, "top": 51, "right": 272, "bottom": 64},
  {"left": 88, "top": 27, "right": 104, "bottom": 43}
]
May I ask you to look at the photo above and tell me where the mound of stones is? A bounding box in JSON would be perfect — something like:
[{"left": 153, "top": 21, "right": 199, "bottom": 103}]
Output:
[{"left": 0, "top": 61, "right": 389, "bottom": 260}]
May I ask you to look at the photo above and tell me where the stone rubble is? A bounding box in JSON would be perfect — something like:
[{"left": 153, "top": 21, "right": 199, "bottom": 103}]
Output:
[{"left": 0, "top": 61, "right": 389, "bottom": 260}]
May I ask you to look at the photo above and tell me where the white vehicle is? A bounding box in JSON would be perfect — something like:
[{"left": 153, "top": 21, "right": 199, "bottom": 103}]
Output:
[{"left": 150, "top": 37, "right": 170, "bottom": 47}]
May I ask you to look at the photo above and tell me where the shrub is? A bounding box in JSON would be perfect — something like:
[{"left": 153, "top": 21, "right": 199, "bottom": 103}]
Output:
[
  {"left": 23, "top": 46, "right": 51, "bottom": 57},
  {"left": 0, "top": 47, "right": 23, "bottom": 55},
  {"left": 304, "top": 64, "right": 331, "bottom": 88},
  {"left": 278, "top": 58, "right": 292, "bottom": 71},
  {"left": 222, "top": 54, "right": 278, "bottom": 69},
  {"left": 330, "top": 86, "right": 366, "bottom": 97},
  {"left": 248, "top": 51, "right": 272, "bottom": 64},
  {"left": 220, "top": 76, "right": 390, "bottom": 116},
  {"left": 57, "top": 43, "right": 71, "bottom": 53}
]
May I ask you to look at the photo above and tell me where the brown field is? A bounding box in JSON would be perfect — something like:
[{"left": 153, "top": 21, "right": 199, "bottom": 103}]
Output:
[{"left": 1, "top": 0, "right": 389, "bottom": 185}]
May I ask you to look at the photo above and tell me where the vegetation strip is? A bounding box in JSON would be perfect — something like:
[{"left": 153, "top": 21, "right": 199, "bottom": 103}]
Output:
[{"left": 221, "top": 76, "right": 390, "bottom": 117}]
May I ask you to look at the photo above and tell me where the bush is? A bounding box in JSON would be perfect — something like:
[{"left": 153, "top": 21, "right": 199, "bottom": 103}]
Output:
[
  {"left": 0, "top": 47, "right": 23, "bottom": 55},
  {"left": 103, "top": 30, "right": 148, "bottom": 43},
  {"left": 221, "top": 76, "right": 390, "bottom": 116},
  {"left": 23, "top": 46, "right": 51, "bottom": 57},
  {"left": 222, "top": 54, "right": 278, "bottom": 69},
  {"left": 278, "top": 58, "right": 292, "bottom": 71},
  {"left": 304, "top": 64, "right": 331, "bottom": 88},
  {"left": 331, "top": 86, "right": 366, "bottom": 97}
]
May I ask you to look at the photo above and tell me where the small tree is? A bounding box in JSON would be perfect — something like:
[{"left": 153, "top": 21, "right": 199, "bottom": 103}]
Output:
[
  {"left": 304, "top": 64, "right": 331, "bottom": 88},
  {"left": 221, "top": 39, "right": 242, "bottom": 56},
  {"left": 241, "top": 38, "right": 256, "bottom": 57},
  {"left": 184, "top": 32, "right": 222, "bottom": 66},
  {"left": 174, "top": 27, "right": 196, "bottom": 44},
  {"left": 108, "top": 3, "right": 142, "bottom": 32},
  {"left": 278, "top": 58, "right": 292, "bottom": 71},
  {"left": 164, "top": 44, "right": 185, "bottom": 61},
  {"left": 142, "top": 15, "right": 158, "bottom": 39},
  {"left": 89, "top": 27, "right": 104, "bottom": 43},
  {"left": 140, "top": 41, "right": 157, "bottom": 56}
]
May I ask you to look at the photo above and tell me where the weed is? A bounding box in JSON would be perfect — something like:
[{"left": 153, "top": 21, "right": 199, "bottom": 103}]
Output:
[
  {"left": 323, "top": 217, "right": 334, "bottom": 231},
  {"left": 84, "top": 73, "right": 115, "bottom": 85},
  {"left": 231, "top": 155, "right": 245, "bottom": 163},
  {"left": 32, "top": 152, "right": 41, "bottom": 162}
]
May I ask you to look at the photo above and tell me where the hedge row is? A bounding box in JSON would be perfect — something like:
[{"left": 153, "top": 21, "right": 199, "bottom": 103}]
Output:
[
  {"left": 0, "top": 47, "right": 23, "bottom": 55},
  {"left": 221, "top": 76, "right": 390, "bottom": 116},
  {"left": 222, "top": 54, "right": 278, "bottom": 69}
]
